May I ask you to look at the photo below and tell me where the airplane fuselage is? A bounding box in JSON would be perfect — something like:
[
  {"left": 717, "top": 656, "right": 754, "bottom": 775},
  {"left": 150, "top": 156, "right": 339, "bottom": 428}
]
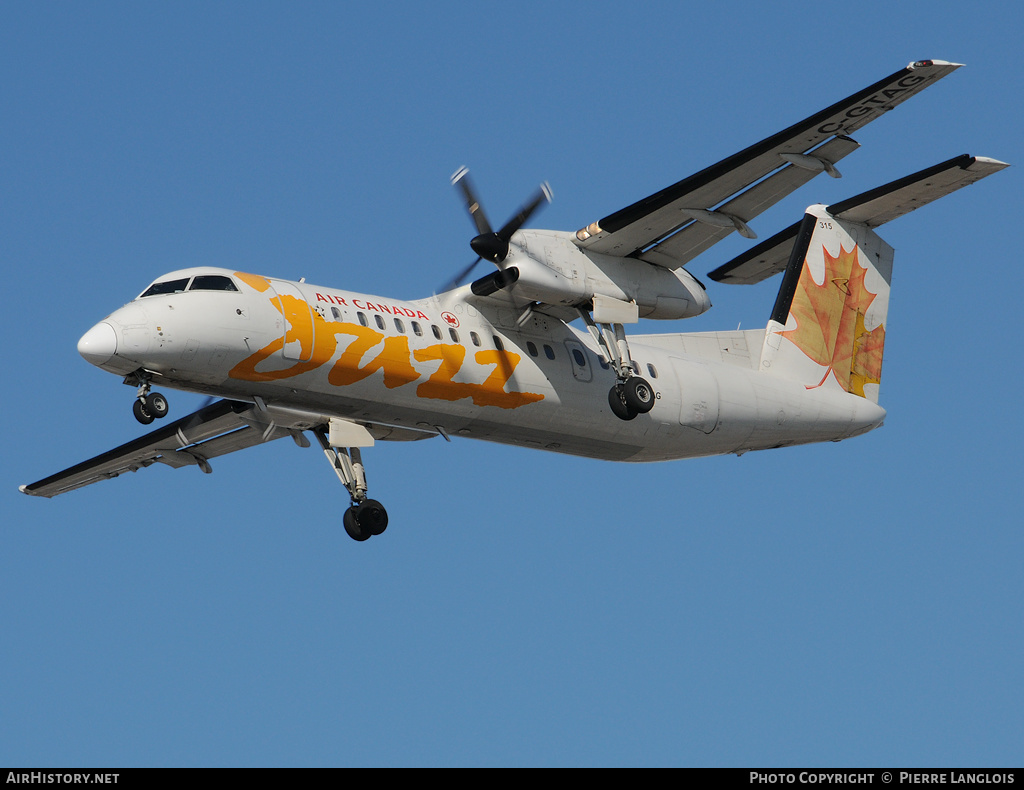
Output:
[{"left": 77, "top": 266, "right": 886, "bottom": 463}]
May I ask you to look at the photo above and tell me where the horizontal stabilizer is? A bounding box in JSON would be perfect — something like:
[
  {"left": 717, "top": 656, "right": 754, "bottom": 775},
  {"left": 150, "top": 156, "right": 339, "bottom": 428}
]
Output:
[
  {"left": 706, "top": 220, "right": 802, "bottom": 286},
  {"left": 708, "top": 154, "right": 1009, "bottom": 284},
  {"left": 828, "top": 154, "right": 1008, "bottom": 225}
]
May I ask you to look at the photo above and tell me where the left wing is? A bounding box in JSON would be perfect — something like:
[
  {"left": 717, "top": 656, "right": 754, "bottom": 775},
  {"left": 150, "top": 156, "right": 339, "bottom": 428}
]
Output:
[
  {"left": 573, "top": 60, "right": 961, "bottom": 269},
  {"left": 20, "top": 399, "right": 316, "bottom": 498}
]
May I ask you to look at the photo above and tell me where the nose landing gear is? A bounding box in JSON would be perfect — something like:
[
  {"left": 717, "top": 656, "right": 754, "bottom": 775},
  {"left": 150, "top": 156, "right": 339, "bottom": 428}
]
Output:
[{"left": 128, "top": 372, "right": 170, "bottom": 425}]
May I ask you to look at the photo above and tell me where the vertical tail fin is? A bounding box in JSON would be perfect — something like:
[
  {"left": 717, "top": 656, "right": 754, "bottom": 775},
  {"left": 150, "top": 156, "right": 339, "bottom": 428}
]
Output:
[
  {"left": 760, "top": 206, "right": 892, "bottom": 402},
  {"left": 750, "top": 155, "right": 1008, "bottom": 403}
]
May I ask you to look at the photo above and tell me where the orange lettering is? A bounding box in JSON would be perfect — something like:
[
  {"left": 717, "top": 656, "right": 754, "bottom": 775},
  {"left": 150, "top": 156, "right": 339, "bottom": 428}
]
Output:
[
  {"left": 471, "top": 349, "right": 544, "bottom": 408},
  {"left": 230, "top": 295, "right": 339, "bottom": 381},
  {"left": 330, "top": 332, "right": 420, "bottom": 388},
  {"left": 413, "top": 344, "right": 475, "bottom": 402}
]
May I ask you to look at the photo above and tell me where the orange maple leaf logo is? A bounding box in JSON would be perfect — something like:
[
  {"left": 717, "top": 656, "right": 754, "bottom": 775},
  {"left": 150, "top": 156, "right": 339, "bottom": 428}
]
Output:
[{"left": 780, "top": 244, "right": 885, "bottom": 397}]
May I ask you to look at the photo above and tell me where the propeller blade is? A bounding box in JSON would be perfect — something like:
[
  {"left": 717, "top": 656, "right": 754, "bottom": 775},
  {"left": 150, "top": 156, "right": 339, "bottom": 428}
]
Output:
[
  {"left": 447, "top": 170, "right": 553, "bottom": 273},
  {"left": 496, "top": 182, "right": 553, "bottom": 242},
  {"left": 439, "top": 256, "right": 484, "bottom": 292},
  {"left": 468, "top": 182, "right": 554, "bottom": 264},
  {"left": 451, "top": 166, "right": 493, "bottom": 237}
]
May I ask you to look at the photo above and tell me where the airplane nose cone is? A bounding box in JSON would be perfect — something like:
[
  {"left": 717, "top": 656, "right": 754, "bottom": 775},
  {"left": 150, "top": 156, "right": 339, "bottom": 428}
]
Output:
[{"left": 78, "top": 322, "right": 118, "bottom": 366}]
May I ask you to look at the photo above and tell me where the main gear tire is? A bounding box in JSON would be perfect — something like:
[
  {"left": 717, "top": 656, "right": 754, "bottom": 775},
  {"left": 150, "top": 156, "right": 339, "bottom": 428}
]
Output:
[
  {"left": 356, "top": 499, "right": 389, "bottom": 536},
  {"left": 623, "top": 377, "right": 655, "bottom": 413},
  {"left": 343, "top": 507, "right": 371, "bottom": 541},
  {"left": 608, "top": 384, "right": 638, "bottom": 421}
]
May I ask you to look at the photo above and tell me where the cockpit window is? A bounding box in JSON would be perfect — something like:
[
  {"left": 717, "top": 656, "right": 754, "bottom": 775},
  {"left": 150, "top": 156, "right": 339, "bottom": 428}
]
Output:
[
  {"left": 189, "top": 275, "right": 239, "bottom": 292},
  {"left": 140, "top": 278, "right": 190, "bottom": 297}
]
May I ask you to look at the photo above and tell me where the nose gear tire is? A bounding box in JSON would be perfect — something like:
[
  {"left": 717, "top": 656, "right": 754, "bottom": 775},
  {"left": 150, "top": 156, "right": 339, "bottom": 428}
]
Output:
[
  {"left": 133, "top": 399, "right": 155, "bottom": 425},
  {"left": 144, "top": 392, "right": 169, "bottom": 419}
]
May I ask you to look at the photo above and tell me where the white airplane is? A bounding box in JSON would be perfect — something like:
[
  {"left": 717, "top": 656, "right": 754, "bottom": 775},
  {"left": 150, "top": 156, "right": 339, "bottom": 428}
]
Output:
[{"left": 21, "top": 60, "right": 1007, "bottom": 541}]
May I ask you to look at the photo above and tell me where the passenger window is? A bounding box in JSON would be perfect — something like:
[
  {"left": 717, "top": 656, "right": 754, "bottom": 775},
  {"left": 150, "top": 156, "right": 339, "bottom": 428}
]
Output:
[
  {"left": 647, "top": 363, "right": 658, "bottom": 379},
  {"left": 631, "top": 361, "right": 640, "bottom": 374},
  {"left": 527, "top": 341, "right": 538, "bottom": 357},
  {"left": 357, "top": 312, "right": 369, "bottom": 327},
  {"left": 331, "top": 307, "right": 342, "bottom": 320},
  {"left": 412, "top": 321, "right": 423, "bottom": 336},
  {"left": 572, "top": 349, "right": 586, "bottom": 367},
  {"left": 432, "top": 325, "right": 443, "bottom": 340},
  {"left": 470, "top": 331, "right": 481, "bottom": 347},
  {"left": 189, "top": 275, "right": 238, "bottom": 292},
  {"left": 544, "top": 344, "right": 555, "bottom": 360},
  {"left": 394, "top": 318, "right": 405, "bottom": 333},
  {"left": 374, "top": 315, "right": 386, "bottom": 330},
  {"left": 449, "top": 328, "right": 460, "bottom": 343},
  {"left": 493, "top": 336, "right": 504, "bottom": 351},
  {"left": 598, "top": 357, "right": 610, "bottom": 370}
]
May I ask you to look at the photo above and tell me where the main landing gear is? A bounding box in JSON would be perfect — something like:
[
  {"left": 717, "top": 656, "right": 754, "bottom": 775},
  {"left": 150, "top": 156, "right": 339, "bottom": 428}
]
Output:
[
  {"left": 579, "top": 310, "right": 656, "bottom": 422},
  {"left": 127, "top": 372, "right": 170, "bottom": 425},
  {"left": 313, "top": 428, "right": 389, "bottom": 542},
  {"left": 608, "top": 376, "right": 655, "bottom": 421}
]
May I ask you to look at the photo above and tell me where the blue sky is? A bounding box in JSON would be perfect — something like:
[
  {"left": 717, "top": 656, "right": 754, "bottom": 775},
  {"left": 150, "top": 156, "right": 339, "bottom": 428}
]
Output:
[{"left": 2, "top": 1, "right": 1021, "bottom": 767}]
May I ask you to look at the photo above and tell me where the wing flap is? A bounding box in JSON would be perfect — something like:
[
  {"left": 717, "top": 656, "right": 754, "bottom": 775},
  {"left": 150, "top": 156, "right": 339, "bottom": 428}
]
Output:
[
  {"left": 575, "top": 60, "right": 961, "bottom": 266},
  {"left": 638, "top": 136, "right": 861, "bottom": 268}
]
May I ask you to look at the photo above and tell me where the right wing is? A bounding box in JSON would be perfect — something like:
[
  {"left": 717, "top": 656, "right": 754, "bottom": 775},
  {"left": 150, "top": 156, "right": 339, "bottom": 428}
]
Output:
[
  {"left": 19, "top": 399, "right": 317, "bottom": 498},
  {"left": 573, "top": 60, "right": 962, "bottom": 269},
  {"left": 21, "top": 398, "right": 439, "bottom": 499}
]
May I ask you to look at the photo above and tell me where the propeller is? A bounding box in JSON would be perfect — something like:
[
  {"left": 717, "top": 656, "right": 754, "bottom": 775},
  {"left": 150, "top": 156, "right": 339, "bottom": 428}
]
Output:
[{"left": 441, "top": 167, "right": 552, "bottom": 291}]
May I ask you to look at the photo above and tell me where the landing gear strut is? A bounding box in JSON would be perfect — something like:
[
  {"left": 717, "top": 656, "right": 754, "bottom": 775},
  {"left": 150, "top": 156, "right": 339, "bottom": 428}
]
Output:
[
  {"left": 313, "top": 428, "right": 389, "bottom": 542},
  {"left": 127, "top": 372, "right": 169, "bottom": 425},
  {"left": 579, "top": 310, "right": 656, "bottom": 421}
]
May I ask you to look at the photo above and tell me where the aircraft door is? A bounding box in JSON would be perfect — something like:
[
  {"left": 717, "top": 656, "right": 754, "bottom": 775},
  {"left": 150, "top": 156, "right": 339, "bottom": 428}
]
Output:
[
  {"left": 670, "top": 358, "right": 720, "bottom": 434},
  {"left": 564, "top": 339, "right": 592, "bottom": 382},
  {"left": 268, "top": 280, "right": 315, "bottom": 362}
]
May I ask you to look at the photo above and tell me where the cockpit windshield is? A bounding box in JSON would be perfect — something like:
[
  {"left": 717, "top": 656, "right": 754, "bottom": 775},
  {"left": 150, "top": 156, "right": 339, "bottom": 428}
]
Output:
[
  {"left": 189, "top": 275, "right": 238, "bottom": 292},
  {"left": 140, "top": 278, "right": 190, "bottom": 297},
  {"left": 139, "top": 274, "right": 239, "bottom": 298}
]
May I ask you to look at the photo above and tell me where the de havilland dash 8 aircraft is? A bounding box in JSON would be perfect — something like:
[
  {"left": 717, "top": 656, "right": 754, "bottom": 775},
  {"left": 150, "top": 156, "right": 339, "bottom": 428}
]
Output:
[{"left": 21, "top": 60, "right": 1007, "bottom": 541}]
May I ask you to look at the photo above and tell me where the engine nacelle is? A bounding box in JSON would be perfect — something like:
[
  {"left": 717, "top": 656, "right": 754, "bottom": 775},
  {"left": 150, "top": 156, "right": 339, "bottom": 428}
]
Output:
[{"left": 481, "top": 230, "right": 710, "bottom": 320}]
